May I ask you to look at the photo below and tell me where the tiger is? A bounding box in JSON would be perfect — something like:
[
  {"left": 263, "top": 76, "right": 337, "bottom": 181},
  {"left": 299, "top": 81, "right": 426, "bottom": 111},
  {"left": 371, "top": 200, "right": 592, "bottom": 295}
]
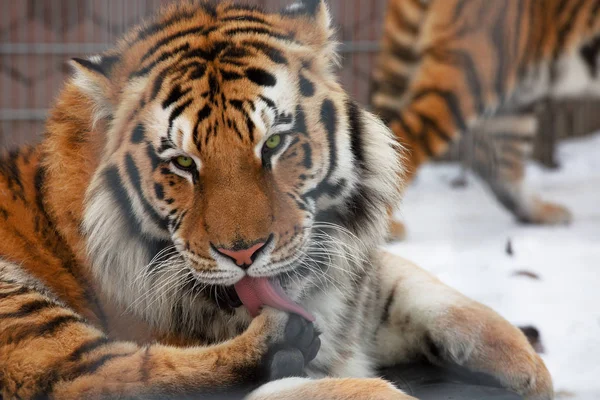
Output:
[
  {"left": 0, "top": 1, "right": 553, "bottom": 399},
  {"left": 370, "top": 0, "right": 598, "bottom": 240}
]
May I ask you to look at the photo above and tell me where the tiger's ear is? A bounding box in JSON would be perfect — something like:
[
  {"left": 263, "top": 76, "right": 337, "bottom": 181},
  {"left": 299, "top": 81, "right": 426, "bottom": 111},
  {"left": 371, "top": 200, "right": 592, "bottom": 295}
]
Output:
[
  {"left": 281, "top": 0, "right": 334, "bottom": 57},
  {"left": 69, "top": 55, "right": 120, "bottom": 119}
]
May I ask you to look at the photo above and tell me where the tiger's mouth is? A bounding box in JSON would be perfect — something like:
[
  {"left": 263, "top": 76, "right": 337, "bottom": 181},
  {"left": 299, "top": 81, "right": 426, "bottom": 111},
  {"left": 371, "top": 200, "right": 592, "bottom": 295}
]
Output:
[
  {"left": 208, "top": 285, "right": 243, "bottom": 309},
  {"left": 206, "top": 276, "right": 314, "bottom": 321}
]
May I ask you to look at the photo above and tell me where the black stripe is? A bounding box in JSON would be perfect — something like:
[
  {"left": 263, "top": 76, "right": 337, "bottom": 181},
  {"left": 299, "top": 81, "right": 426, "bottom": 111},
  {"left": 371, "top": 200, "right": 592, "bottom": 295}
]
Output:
[
  {"left": 418, "top": 112, "right": 453, "bottom": 143},
  {"left": 6, "top": 314, "right": 83, "bottom": 345},
  {"left": 154, "top": 183, "right": 165, "bottom": 200},
  {"left": 346, "top": 100, "right": 366, "bottom": 169},
  {"left": 189, "top": 62, "right": 208, "bottom": 80},
  {"left": 150, "top": 67, "right": 171, "bottom": 100},
  {"left": 244, "top": 41, "right": 288, "bottom": 64},
  {"left": 0, "top": 286, "right": 30, "bottom": 300},
  {"left": 429, "top": 49, "right": 484, "bottom": 114},
  {"left": 125, "top": 154, "right": 169, "bottom": 231},
  {"left": 196, "top": 104, "right": 213, "bottom": 124},
  {"left": 71, "top": 56, "right": 118, "bottom": 78},
  {"left": 131, "top": 124, "right": 146, "bottom": 144},
  {"left": 229, "top": 99, "right": 244, "bottom": 111},
  {"left": 246, "top": 115, "right": 255, "bottom": 143},
  {"left": 294, "top": 104, "right": 308, "bottom": 136},
  {"left": 140, "top": 346, "right": 152, "bottom": 382},
  {"left": 0, "top": 299, "right": 56, "bottom": 319},
  {"left": 589, "top": 1, "right": 600, "bottom": 28},
  {"left": 193, "top": 104, "right": 213, "bottom": 146},
  {"left": 580, "top": 36, "right": 600, "bottom": 77},
  {"left": 299, "top": 73, "right": 315, "bottom": 97},
  {"left": 221, "top": 70, "right": 244, "bottom": 81},
  {"left": 146, "top": 142, "right": 162, "bottom": 171},
  {"left": 162, "top": 85, "right": 192, "bottom": 109},
  {"left": 492, "top": 5, "right": 509, "bottom": 101},
  {"left": 138, "top": 26, "right": 217, "bottom": 65},
  {"left": 389, "top": 1, "right": 419, "bottom": 35},
  {"left": 221, "top": 46, "right": 251, "bottom": 59},
  {"left": 259, "top": 95, "right": 276, "bottom": 109},
  {"left": 389, "top": 40, "right": 419, "bottom": 64},
  {"left": 33, "top": 167, "right": 109, "bottom": 332},
  {"left": 245, "top": 68, "right": 277, "bottom": 87},
  {"left": 168, "top": 99, "right": 193, "bottom": 134},
  {"left": 511, "top": 0, "right": 526, "bottom": 79},
  {"left": 451, "top": 0, "right": 470, "bottom": 21},
  {"left": 232, "top": 121, "right": 244, "bottom": 141},
  {"left": 412, "top": 89, "right": 467, "bottom": 132},
  {"left": 183, "top": 41, "right": 229, "bottom": 64},
  {"left": 133, "top": 43, "right": 191, "bottom": 78},
  {"left": 554, "top": 0, "right": 587, "bottom": 61},
  {"left": 68, "top": 352, "right": 134, "bottom": 378},
  {"left": 221, "top": 15, "right": 272, "bottom": 26},
  {"left": 132, "top": 9, "right": 199, "bottom": 43},
  {"left": 305, "top": 99, "right": 338, "bottom": 200},
  {"left": 223, "top": 27, "right": 293, "bottom": 42},
  {"left": 69, "top": 336, "right": 112, "bottom": 361},
  {"left": 103, "top": 166, "right": 142, "bottom": 237},
  {"left": 301, "top": 143, "right": 313, "bottom": 169}
]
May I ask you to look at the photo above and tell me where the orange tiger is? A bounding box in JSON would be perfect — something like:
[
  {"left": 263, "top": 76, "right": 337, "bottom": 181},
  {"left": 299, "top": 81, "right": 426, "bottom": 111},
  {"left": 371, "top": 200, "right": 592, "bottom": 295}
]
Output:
[
  {"left": 370, "top": 0, "right": 596, "bottom": 240},
  {"left": 0, "top": 1, "right": 552, "bottom": 399}
]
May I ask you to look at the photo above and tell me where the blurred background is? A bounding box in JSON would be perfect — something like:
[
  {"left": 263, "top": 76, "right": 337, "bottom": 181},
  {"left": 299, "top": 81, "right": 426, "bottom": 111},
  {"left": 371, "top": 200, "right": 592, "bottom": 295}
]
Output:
[{"left": 1, "top": 1, "right": 599, "bottom": 399}]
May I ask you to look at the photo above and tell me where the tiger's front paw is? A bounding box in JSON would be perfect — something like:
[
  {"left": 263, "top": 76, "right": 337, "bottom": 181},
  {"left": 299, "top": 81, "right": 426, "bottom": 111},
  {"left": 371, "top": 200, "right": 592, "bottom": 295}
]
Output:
[
  {"left": 261, "top": 312, "right": 321, "bottom": 381},
  {"left": 429, "top": 305, "right": 554, "bottom": 400}
]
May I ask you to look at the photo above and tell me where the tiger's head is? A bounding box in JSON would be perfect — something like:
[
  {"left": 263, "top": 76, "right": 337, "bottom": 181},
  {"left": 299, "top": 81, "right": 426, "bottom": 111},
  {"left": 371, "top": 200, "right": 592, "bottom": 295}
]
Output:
[{"left": 51, "top": 0, "right": 401, "bottom": 335}]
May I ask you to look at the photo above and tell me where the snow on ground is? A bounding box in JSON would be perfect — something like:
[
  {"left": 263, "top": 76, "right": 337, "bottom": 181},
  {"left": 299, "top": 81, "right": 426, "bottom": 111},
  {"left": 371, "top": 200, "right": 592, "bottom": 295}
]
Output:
[{"left": 385, "top": 133, "right": 600, "bottom": 399}]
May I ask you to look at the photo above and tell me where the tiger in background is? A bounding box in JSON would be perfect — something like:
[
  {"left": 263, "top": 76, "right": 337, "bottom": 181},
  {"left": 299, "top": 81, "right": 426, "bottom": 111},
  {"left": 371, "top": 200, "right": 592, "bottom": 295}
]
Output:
[
  {"left": 370, "top": 0, "right": 600, "bottom": 240},
  {"left": 0, "top": 1, "right": 552, "bottom": 399}
]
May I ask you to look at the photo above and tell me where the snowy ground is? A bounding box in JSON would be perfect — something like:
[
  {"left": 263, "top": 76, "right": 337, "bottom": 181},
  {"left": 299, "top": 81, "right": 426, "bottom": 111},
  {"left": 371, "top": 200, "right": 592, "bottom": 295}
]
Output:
[{"left": 385, "top": 133, "right": 600, "bottom": 399}]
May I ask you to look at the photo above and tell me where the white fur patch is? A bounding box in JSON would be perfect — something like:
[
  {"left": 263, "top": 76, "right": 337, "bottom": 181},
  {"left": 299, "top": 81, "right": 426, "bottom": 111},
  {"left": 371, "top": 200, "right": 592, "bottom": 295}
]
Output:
[{"left": 247, "top": 378, "right": 312, "bottom": 399}]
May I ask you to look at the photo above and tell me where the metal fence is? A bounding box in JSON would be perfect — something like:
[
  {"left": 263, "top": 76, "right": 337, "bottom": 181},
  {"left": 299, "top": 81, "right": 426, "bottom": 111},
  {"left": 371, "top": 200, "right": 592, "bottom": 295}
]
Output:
[
  {"left": 0, "top": 0, "right": 387, "bottom": 148},
  {"left": 2, "top": 0, "right": 600, "bottom": 166}
]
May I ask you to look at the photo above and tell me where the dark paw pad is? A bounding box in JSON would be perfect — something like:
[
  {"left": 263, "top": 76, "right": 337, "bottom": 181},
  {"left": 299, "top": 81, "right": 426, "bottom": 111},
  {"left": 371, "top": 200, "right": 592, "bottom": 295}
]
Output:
[{"left": 264, "top": 314, "right": 321, "bottom": 381}]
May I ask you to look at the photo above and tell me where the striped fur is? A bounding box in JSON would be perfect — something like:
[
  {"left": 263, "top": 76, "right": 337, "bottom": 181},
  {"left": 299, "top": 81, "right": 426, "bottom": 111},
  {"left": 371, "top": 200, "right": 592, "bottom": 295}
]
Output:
[
  {"left": 370, "top": 0, "right": 600, "bottom": 239},
  {"left": 1, "top": 1, "right": 552, "bottom": 399}
]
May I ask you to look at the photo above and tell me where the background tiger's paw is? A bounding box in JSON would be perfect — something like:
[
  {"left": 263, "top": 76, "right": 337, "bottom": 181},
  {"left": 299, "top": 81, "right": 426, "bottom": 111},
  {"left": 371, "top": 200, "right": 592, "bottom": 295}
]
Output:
[
  {"left": 262, "top": 313, "right": 321, "bottom": 381},
  {"left": 520, "top": 200, "right": 572, "bottom": 225}
]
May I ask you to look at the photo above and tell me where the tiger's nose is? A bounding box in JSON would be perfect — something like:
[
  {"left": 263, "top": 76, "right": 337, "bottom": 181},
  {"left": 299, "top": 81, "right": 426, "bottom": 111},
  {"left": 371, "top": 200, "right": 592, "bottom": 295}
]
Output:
[{"left": 215, "top": 241, "right": 267, "bottom": 269}]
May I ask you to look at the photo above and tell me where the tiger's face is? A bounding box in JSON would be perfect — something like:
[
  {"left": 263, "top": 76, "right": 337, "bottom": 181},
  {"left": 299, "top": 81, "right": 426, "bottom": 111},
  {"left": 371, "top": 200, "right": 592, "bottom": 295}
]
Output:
[
  {"left": 126, "top": 35, "right": 329, "bottom": 286},
  {"left": 76, "top": 1, "right": 400, "bottom": 323}
]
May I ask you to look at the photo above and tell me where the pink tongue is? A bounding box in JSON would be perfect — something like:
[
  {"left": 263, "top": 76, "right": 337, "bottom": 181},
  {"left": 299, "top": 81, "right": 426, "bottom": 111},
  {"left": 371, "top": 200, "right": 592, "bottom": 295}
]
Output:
[{"left": 234, "top": 276, "right": 315, "bottom": 322}]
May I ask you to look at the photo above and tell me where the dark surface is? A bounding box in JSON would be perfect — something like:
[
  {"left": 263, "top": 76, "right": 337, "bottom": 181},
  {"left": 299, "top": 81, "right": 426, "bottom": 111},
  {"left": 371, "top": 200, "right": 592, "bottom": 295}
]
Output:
[
  {"left": 186, "top": 362, "right": 524, "bottom": 399},
  {"left": 382, "top": 362, "right": 523, "bottom": 400}
]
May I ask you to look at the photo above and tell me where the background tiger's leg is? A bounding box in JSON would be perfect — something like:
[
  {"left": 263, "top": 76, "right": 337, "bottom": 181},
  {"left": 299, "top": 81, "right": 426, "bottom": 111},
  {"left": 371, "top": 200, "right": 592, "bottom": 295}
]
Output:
[
  {"left": 248, "top": 377, "right": 416, "bottom": 400},
  {"left": 469, "top": 113, "right": 572, "bottom": 225},
  {"left": 0, "top": 261, "right": 318, "bottom": 400},
  {"left": 373, "top": 251, "right": 554, "bottom": 400}
]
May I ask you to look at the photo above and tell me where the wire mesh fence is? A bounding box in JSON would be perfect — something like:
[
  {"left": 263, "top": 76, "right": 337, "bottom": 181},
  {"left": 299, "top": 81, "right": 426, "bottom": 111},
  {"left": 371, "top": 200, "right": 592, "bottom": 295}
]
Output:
[
  {"left": 0, "top": 0, "right": 386, "bottom": 148},
  {"left": 2, "top": 0, "right": 600, "bottom": 165}
]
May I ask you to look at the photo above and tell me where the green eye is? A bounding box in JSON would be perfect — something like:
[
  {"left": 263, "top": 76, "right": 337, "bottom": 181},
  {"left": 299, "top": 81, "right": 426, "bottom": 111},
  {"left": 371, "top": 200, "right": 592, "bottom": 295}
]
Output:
[
  {"left": 265, "top": 134, "right": 282, "bottom": 150},
  {"left": 173, "top": 155, "right": 195, "bottom": 170}
]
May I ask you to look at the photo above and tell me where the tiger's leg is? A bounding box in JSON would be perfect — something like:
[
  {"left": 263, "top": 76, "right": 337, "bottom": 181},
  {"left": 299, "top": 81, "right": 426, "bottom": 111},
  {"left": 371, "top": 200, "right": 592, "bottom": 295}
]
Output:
[
  {"left": 469, "top": 113, "right": 572, "bottom": 225},
  {"left": 0, "top": 261, "right": 319, "bottom": 399},
  {"left": 373, "top": 251, "right": 554, "bottom": 400}
]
